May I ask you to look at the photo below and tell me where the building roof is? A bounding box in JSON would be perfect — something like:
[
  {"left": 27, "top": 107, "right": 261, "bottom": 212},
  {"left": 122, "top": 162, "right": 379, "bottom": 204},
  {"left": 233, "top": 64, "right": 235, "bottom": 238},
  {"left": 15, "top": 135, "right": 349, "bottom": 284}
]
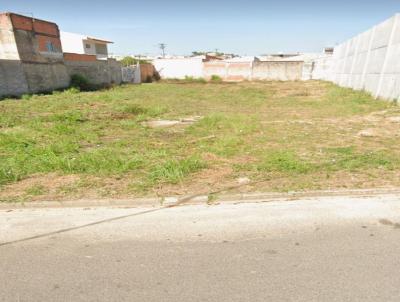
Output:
[
  {"left": 61, "top": 31, "right": 113, "bottom": 44},
  {"left": 1, "top": 12, "right": 58, "bottom": 26},
  {"left": 224, "top": 56, "right": 256, "bottom": 63},
  {"left": 86, "top": 37, "right": 113, "bottom": 44}
]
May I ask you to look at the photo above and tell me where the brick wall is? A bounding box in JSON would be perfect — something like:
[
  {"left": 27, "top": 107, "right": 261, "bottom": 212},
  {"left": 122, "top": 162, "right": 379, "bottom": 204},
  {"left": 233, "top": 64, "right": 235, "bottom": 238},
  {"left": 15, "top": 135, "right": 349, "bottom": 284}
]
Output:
[
  {"left": 140, "top": 63, "right": 157, "bottom": 82},
  {"left": 32, "top": 19, "right": 59, "bottom": 36},
  {"left": 37, "top": 35, "right": 62, "bottom": 52},
  {"left": 5, "top": 13, "right": 64, "bottom": 63},
  {"left": 64, "top": 53, "right": 97, "bottom": 62},
  {"left": 10, "top": 13, "right": 59, "bottom": 37}
]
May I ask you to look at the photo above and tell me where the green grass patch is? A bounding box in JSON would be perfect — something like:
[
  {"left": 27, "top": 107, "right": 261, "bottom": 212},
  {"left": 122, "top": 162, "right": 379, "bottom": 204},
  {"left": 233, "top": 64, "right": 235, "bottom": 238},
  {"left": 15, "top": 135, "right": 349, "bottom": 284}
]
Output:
[
  {"left": 1, "top": 81, "right": 399, "bottom": 199},
  {"left": 148, "top": 156, "right": 206, "bottom": 184},
  {"left": 257, "top": 151, "right": 314, "bottom": 174}
]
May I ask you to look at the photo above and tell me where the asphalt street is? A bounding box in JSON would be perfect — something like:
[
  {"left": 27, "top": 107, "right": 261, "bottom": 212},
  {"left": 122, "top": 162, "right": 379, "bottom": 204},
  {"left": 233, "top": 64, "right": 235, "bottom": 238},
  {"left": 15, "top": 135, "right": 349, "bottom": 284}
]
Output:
[{"left": 1, "top": 194, "right": 400, "bottom": 301}]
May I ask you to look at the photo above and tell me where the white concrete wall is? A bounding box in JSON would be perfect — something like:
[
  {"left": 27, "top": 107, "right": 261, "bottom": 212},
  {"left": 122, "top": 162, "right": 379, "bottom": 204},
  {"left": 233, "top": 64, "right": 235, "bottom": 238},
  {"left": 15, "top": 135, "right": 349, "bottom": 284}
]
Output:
[
  {"left": 82, "top": 40, "right": 96, "bottom": 56},
  {"left": 60, "top": 32, "right": 85, "bottom": 54},
  {"left": 153, "top": 58, "right": 204, "bottom": 79},
  {"left": 312, "top": 13, "right": 400, "bottom": 101},
  {"left": 0, "top": 14, "right": 20, "bottom": 60}
]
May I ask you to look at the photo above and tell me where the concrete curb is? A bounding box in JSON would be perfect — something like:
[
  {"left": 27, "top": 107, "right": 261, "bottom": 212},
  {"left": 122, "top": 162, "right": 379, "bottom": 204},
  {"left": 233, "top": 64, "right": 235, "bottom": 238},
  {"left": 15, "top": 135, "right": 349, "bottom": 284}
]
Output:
[{"left": 1, "top": 188, "right": 400, "bottom": 210}]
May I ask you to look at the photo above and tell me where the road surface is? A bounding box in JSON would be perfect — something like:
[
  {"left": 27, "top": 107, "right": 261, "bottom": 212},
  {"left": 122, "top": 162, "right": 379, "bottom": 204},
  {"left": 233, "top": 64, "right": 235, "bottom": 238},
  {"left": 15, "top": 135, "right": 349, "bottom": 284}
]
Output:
[{"left": 1, "top": 194, "right": 400, "bottom": 301}]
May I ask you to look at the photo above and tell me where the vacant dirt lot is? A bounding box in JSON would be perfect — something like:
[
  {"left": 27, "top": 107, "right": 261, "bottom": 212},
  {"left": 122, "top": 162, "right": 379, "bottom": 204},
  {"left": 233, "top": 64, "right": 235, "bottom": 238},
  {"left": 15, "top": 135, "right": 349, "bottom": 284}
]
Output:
[{"left": 1, "top": 80, "right": 400, "bottom": 202}]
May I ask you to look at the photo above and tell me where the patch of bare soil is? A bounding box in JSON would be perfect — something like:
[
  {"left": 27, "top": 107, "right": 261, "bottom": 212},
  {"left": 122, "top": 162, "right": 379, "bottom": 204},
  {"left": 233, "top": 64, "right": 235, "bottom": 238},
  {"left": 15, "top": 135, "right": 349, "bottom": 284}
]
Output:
[
  {"left": 0, "top": 174, "right": 80, "bottom": 201},
  {"left": 269, "top": 81, "right": 328, "bottom": 99},
  {"left": 151, "top": 154, "right": 258, "bottom": 197},
  {"left": 0, "top": 174, "right": 144, "bottom": 202},
  {"left": 142, "top": 116, "right": 203, "bottom": 128},
  {"left": 152, "top": 165, "right": 235, "bottom": 197}
]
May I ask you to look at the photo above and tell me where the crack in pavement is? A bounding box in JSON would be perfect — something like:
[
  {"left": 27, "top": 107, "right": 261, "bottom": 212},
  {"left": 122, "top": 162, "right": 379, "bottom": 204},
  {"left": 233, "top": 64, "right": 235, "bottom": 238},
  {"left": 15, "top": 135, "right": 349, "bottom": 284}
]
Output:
[{"left": 0, "top": 195, "right": 201, "bottom": 248}]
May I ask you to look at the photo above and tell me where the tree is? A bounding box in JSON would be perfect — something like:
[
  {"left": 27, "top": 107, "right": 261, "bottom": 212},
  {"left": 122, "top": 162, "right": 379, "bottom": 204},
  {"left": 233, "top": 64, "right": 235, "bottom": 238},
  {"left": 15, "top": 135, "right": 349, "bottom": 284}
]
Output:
[
  {"left": 192, "top": 51, "right": 207, "bottom": 56},
  {"left": 119, "top": 56, "right": 149, "bottom": 66},
  {"left": 120, "top": 56, "right": 136, "bottom": 67}
]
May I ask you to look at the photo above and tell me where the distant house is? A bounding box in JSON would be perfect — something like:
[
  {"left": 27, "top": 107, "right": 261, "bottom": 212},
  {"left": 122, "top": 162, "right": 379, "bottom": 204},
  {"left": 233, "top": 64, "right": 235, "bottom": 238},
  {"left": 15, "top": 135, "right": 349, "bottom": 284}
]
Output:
[{"left": 60, "top": 31, "right": 113, "bottom": 60}]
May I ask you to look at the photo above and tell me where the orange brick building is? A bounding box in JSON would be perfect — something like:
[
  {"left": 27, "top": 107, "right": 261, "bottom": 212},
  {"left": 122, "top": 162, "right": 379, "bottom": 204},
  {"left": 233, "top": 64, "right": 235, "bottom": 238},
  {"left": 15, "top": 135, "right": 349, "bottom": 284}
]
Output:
[
  {"left": 0, "top": 12, "right": 70, "bottom": 95},
  {"left": 0, "top": 12, "right": 122, "bottom": 97},
  {"left": 0, "top": 12, "right": 65, "bottom": 63}
]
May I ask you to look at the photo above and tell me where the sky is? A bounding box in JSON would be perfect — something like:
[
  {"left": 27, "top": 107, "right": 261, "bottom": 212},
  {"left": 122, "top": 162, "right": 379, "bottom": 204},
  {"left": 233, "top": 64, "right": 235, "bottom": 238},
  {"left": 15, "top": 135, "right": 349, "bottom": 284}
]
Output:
[{"left": 1, "top": 0, "right": 399, "bottom": 56}]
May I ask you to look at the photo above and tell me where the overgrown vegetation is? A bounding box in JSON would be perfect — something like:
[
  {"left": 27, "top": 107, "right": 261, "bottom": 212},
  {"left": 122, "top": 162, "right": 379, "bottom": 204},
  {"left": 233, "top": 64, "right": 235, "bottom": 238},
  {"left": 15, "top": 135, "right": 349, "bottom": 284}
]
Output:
[
  {"left": 210, "top": 75, "right": 223, "bottom": 82},
  {"left": 70, "top": 74, "right": 92, "bottom": 91},
  {"left": 1, "top": 81, "right": 399, "bottom": 202},
  {"left": 119, "top": 56, "right": 150, "bottom": 67}
]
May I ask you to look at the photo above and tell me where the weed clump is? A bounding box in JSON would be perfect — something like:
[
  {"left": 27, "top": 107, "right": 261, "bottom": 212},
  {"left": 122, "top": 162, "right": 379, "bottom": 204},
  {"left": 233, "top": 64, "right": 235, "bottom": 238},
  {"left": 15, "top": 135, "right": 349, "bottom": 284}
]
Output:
[
  {"left": 70, "top": 74, "right": 91, "bottom": 91},
  {"left": 210, "top": 75, "right": 223, "bottom": 82}
]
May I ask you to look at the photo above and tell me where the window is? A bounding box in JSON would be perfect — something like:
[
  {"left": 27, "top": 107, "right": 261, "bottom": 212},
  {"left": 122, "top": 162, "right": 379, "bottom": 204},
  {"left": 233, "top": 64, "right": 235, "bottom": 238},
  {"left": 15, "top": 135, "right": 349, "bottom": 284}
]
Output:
[
  {"left": 86, "top": 44, "right": 91, "bottom": 49},
  {"left": 46, "top": 41, "right": 56, "bottom": 52},
  {"left": 95, "top": 43, "right": 108, "bottom": 55}
]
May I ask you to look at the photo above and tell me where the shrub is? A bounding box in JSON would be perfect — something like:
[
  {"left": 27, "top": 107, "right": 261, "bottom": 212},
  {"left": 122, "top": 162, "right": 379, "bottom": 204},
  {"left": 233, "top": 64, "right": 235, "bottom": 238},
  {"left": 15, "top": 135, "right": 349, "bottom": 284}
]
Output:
[
  {"left": 64, "top": 87, "right": 80, "bottom": 94},
  {"left": 70, "top": 74, "right": 91, "bottom": 91},
  {"left": 210, "top": 75, "right": 223, "bottom": 82}
]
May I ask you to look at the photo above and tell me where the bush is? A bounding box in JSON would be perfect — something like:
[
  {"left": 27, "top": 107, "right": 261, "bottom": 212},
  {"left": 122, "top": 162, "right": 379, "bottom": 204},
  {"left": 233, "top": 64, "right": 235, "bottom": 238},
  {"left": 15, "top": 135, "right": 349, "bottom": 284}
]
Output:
[
  {"left": 70, "top": 74, "right": 91, "bottom": 91},
  {"left": 64, "top": 87, "right": 80, "bottom": 94},
  {"left": 120, "top": 56, "right": 149, "bottom": 67},
  {"left": 145, "top": 75, "right": 153, "bottom": 83},
  {"left": 210, "top": 75, "right": 223, "bottom": 82}
]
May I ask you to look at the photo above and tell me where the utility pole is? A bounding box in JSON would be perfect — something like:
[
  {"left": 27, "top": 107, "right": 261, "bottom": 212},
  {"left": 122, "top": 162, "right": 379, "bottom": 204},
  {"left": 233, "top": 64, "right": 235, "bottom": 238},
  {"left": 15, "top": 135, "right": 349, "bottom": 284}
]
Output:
[{"left": 159, "top": 43, "right": 167, "bottom": 58}]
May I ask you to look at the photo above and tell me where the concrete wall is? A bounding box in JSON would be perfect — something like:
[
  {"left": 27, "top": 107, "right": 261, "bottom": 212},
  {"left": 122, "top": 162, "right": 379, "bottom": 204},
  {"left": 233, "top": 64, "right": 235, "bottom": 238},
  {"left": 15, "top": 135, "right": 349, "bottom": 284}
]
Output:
[
  {"left": 0, "top": 60, "right": 69, "bottom": 96},
  {"left": 203, "top": 60, "right": 304, "bottom": 81},
  {"left": 310, "top": 56, "right": 334, "bottom": 81},
  {"left": 204, "top": 61, "right": 253, "bottom": 81},
  {"left": 64, "top": 57, "right": 122, "bottom": 85},
  {"left": 312, "top": 13, "right": 400, "bottom": 101},
  {"left": 0, "top": 60, "right": 28, "bottom": 96},
  {"left": 0, "top": 14, "right": 20, "bottom": 60},
  {"left": 203, "top": 61, "right": 227, "bottom": 79},
  {"left": 252, "top": 61, "right": 303, "bottom": 81},
  {"left": 22, "top": 62, "right": 70, "bottom": 93},
  {"left": 226, "top": 62, "right": 253, "bottom": 81},
  {"left": 153, "top": 58, "right": 204, "bottom": 79}
]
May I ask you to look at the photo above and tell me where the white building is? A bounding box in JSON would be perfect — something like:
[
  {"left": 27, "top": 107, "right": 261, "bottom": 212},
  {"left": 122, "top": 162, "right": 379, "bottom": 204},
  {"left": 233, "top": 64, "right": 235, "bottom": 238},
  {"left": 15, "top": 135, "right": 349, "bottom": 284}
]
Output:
[{"left": 60, "top": 31, "right": 113, "bottom": 60}]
